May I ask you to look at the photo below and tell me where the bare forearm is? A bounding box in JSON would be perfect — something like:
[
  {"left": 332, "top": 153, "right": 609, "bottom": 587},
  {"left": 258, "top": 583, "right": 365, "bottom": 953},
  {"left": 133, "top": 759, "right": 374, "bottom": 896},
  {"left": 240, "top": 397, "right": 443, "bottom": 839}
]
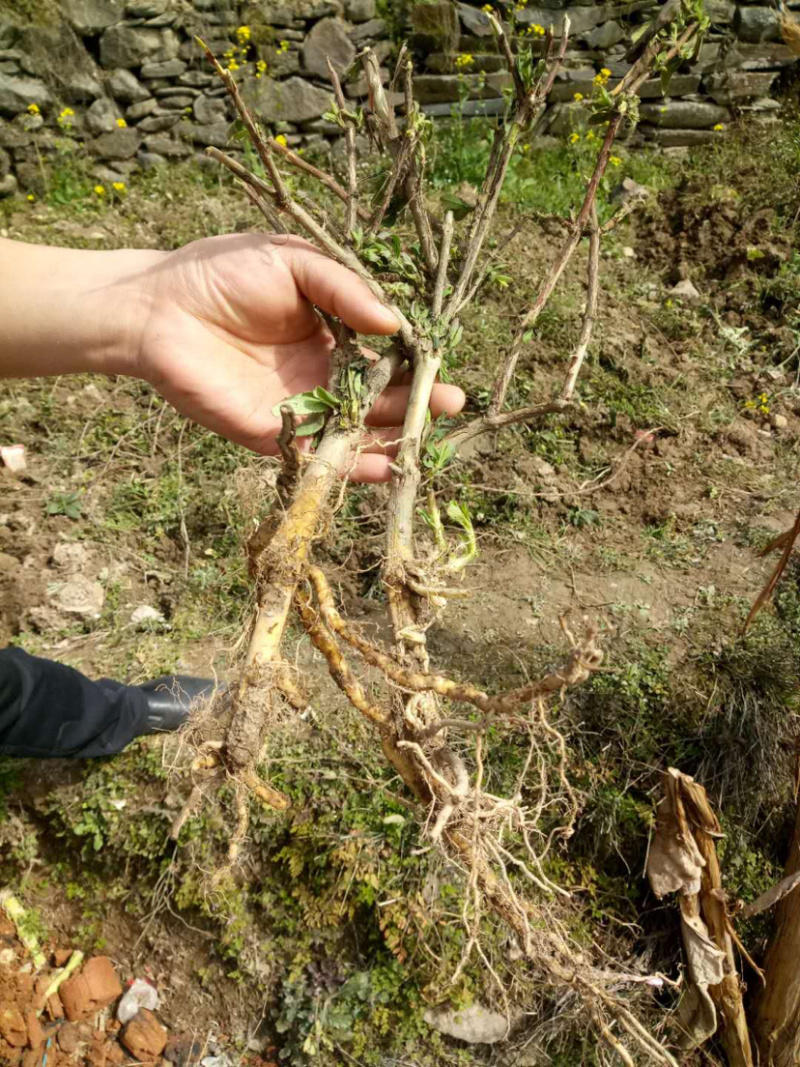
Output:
[{"left": 0, "top": 238, "right": 164, "bottom": 379}]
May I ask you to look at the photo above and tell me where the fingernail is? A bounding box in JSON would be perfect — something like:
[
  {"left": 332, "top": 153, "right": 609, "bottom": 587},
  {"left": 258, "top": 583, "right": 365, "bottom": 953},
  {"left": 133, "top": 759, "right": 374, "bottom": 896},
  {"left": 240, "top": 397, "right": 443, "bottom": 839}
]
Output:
[{"left": 375, "top": 303, "right": 401, "bottom": 331}]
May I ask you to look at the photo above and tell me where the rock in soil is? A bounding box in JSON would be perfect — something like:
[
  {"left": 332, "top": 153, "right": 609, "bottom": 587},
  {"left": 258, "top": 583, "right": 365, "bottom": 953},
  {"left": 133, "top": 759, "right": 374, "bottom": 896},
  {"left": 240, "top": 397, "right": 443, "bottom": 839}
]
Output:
[{"left": 120, "top": 1008, "right": 168, "bottom": 1061}]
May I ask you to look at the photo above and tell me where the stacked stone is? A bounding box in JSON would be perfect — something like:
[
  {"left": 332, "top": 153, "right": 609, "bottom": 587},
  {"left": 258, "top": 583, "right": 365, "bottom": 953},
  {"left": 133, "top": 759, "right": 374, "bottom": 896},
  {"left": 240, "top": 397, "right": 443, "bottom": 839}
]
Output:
[
  {"left": 0, "top": 0, "right": 798, "bottom": 197},
  {"left": 412, "top": 0, "right": 800, "bottom": 148},
  {"left": 0, "top": 0, "right": 392, "bottom": 197}
]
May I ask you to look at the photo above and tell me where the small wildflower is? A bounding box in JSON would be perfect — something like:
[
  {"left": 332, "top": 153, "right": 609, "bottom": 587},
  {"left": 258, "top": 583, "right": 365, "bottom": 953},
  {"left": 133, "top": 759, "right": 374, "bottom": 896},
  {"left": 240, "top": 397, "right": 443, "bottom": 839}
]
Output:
[
  {"left": 277, "top": 40, "right": 289, "bottom": 53},
  {"left": 227, "top": 60, "right": 240, "bottom": 71},
  {"left": 600, "top": 67, "right": 611, "bottom": 78},
  {"left": 256, "top": 59, "right": 267, "bottom": 73},
  {"left": 665, "top": 299, "right": 673, "bottom": 308},
  {"left": 609, "top": 155, "right": 622, "bottom": 166},
  {"left": 745, "top": 399, "right": 756, "bottom": 409},
  {"left": 586, "top": 129, "right": 595, "bottom": 141},
  {"left": 481, "top": 3, "right": 493, "bottom": 11},
  {"left": 275, "top": 133, "right": 288, "bottom": 147},
  {"left": 116, "top": 117, "right": 127, "bottom": 128},
  {"left": 531, "top": 23, "right": 545, "bottom": 35},
  {"left": 713, "top": 123, "right": 724, "bottom": 131},
  {"left": 27, "top": 102, "right": 40, "bottom": 114},
  {"left": 573, "top": 92, "right": 584, "bottom": 101},
  {"left": 94, "top": 185, "right": 106, "bottom": 196},
  {"left": 236, "top": 24, "right": 251, "bottom": 41},
  {"left": 26, "top": 193, "right": 35, "bottom": 202},
  {"left": 455, "top": 53, "right": 474, "bottom": 69},
  {"left": 569, "top": 132, "right": 580, "bottom": 144},
  {"left": 59, "top": 107, "right": 74, "bottom": 118},
  {"left": 112, "top": 181, "right": 126, "bottom": 192}
]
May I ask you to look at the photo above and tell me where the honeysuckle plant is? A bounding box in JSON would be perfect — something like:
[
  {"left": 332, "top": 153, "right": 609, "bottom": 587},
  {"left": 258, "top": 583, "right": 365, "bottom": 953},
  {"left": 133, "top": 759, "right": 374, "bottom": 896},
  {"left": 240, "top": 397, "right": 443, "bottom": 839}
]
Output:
[{"left": 171, "top": 5, "right": 708, "bottom": 1061}]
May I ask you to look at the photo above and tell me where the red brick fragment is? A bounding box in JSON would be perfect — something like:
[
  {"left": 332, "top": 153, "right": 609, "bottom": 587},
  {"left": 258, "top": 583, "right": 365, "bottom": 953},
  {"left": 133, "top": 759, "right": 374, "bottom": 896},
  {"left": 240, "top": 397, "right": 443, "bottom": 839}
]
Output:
[
  {"left": 23, "top": 1009, "right": 42, "bottom": 1050},
  {"left": 0, "top": 1005, "right": 27, "bottom": 1048},
  {"left": 60, "top": 957, "right": 123, "bottom": 1022},
  {"left": 120, "top": 1009, "right": 167, "bottom": 1063}
]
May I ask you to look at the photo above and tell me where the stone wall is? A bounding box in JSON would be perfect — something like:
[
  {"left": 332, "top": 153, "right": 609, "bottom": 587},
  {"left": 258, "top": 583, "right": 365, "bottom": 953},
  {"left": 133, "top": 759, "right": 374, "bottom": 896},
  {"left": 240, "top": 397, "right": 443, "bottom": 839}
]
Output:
[
  {"left": 411, "top": 0, "right": 800, "bottom": 148},
  {"left": 0, "top": 0, "right": 798, "bottom": 199},
  {"left": 0, "top": 0, "right": 392, "bottom": 197}
]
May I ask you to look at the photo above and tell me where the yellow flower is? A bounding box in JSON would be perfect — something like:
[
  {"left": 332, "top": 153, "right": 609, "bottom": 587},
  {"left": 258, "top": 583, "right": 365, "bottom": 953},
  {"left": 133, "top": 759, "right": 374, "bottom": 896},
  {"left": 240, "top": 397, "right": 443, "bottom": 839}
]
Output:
[
  {"left": 227, "top": 60, "right": 240, "bottom": 71},
  {"left": 236, "top": 24, "right": 251, "bottom": 41},
  {"left": 27, "top": 102, "right": 40, "bottom": 114},
  {"left": 531, "top": 23, "right": 545, "bottom": 35},
  {"left": 116, "top": 117, "right": 127, "bottom": 128},
  {"left": 569, "top": 132, "right": 580, "bottom": 144},
  {"left": 26, "top": 193, "right": 35, "bottom": 202},
  {"left": 455, "top": 53, "right": 474, "bottom": 68},
  {"left": 586, "top": 129, "right": 595, "bottom": 141},
  {"left": 713, "top": 123, "right": 724, "bottom": 131},
  {"left": 481, "top": 3, "right": 493, "bottom": 11},
  {"left": 94, "top": 185, "right": 106, "bottom": 196},
  {"left": 274, "top": 134, "right": 288, "bottom": 147},
  {"left": 609, "top": 155, "right": 621, "bottom": 166},
  {"left": 277, "top": 39, "right": 289, "bottom": 53},
  {"left": 59, "top": 107, "right": 74, "bottom": 118},
  {"left": 573, "top": 92, "right": 584, "bottom": 101},
  {"left": 112, "top": 181, "right": 126, "bottom": 192},
  {"left": 600, "top": 67, "right": 611, "bottom": 77},
  {"left": 256, "top": 59, "right": 267, "bottom": 73}
]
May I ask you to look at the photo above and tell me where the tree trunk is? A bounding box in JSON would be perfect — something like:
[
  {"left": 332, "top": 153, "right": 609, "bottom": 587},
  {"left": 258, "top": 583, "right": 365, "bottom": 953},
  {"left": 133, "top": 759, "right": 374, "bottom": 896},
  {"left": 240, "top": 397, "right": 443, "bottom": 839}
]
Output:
[{"left": 753, "top": 801, "right": 800, "bottom": 1065}]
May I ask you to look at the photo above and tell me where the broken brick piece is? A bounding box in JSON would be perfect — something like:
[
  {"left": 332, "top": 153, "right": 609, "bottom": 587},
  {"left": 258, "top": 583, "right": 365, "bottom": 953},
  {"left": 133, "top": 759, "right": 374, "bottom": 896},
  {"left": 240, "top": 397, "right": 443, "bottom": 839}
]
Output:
[
  {"left": 120, "top": 1009, "right": 167, "bottom": 1062},
  {"left": 60, "top": 957, "right": 123, "bottom": 1021},
  {"left": 46, "top": 993, "right": 64, "bottom": 1020},
  {"left": 0, "top": 1005, "right": 27, "bottom": 1048},
  {"left": 23, "top": 1010, "right": 42, "bottom": 1050}
]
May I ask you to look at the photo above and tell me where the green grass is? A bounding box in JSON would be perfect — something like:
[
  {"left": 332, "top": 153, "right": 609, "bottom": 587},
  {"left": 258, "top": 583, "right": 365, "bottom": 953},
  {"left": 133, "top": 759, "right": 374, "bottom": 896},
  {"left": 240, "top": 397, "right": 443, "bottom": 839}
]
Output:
[{"left": 428, "top": 113, "right": 679, "bottom": 220}]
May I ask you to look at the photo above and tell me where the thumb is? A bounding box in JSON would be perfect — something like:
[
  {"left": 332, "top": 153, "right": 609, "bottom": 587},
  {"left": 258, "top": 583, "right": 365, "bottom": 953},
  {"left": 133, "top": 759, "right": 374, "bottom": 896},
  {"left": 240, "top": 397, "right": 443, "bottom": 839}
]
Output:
[{"left": 283, "top": 239, "right": 401, "bottom": 336}]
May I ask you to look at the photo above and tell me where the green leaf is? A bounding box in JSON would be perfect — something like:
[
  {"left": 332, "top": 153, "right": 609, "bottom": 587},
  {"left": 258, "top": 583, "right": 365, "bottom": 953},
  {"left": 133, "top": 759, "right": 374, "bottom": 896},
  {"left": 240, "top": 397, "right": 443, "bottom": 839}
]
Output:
[
  {"left": 441, "top": 190, "right": 476, "bottom": 221},
  {"left": 294, "top": 413, "right": 327, "bottom": 436},
  {"left": 271, "top": 392, "right": 331, "bottom": 417},
  {"left": 311, "top": 386, "right": 340, "bottom": 408}
]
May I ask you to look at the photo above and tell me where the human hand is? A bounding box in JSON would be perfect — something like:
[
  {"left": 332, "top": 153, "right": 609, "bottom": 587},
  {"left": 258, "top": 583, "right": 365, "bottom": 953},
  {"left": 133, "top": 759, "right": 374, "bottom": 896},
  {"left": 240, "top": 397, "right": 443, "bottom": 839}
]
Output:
[{"left": 131, "top": 233, "right": 465, "bottom": 482}]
